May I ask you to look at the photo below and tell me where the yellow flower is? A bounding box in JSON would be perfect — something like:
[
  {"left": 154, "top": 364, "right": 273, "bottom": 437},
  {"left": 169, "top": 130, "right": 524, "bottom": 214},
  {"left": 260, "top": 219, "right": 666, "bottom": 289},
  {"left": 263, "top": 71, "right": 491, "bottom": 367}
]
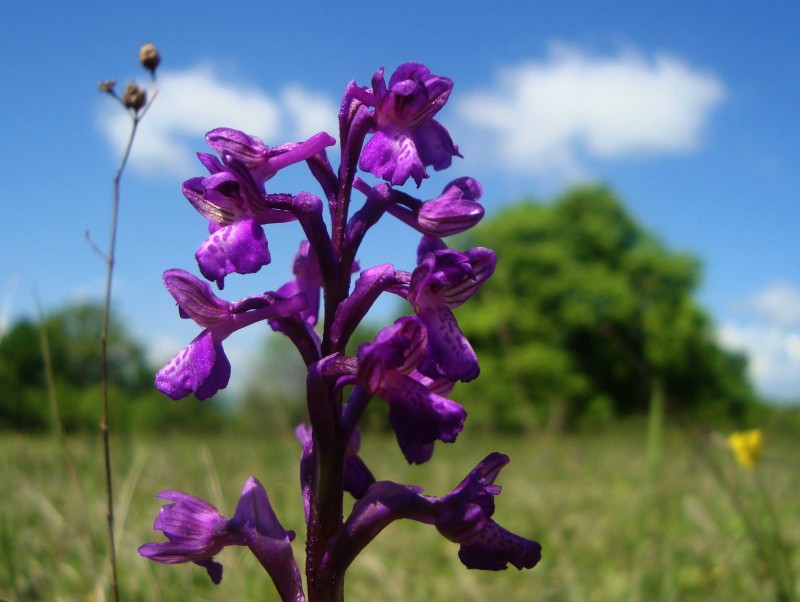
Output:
[{"left": 727, "top": 429, "right": 762, "bottom": 470}]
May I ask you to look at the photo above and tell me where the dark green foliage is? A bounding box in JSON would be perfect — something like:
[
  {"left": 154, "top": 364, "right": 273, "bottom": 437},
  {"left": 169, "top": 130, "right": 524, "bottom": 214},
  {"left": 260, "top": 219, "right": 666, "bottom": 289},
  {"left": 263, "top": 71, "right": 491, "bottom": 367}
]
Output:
[
  {"left": 0, "top": 302, "right": 223, "bottom": 432},
  {"left": 456, "top": 186, "right": 757, "bottom": 430}
]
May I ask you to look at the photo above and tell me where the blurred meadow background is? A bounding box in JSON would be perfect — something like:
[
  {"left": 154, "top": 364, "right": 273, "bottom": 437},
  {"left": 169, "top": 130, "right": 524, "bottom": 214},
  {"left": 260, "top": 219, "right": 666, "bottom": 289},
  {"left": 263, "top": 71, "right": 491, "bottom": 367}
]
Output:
[{"left": 2, "top": 1, "right": 799, "bottom": 600}]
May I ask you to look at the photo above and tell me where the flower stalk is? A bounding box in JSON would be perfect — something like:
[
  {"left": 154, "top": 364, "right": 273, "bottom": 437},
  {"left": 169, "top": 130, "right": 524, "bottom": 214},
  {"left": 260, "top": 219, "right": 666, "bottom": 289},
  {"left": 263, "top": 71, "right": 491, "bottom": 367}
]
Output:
[{"left": 96, "top": 43, "right": 160, "bottom": 602}]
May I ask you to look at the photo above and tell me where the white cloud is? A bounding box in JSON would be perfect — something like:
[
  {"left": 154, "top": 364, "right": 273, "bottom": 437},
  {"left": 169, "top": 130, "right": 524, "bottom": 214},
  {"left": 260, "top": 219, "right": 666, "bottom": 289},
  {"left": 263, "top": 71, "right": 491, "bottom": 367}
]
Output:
[
  {"left": 720, "top": 282, "right": 800, "bottom": 401},
  {"left": 456, "top": 42, "right": 725, "bottom": 179},
  {"left": 98, "top": 65, "right": 338, "bottom": 177},
  {"left": 279, "top": 85, "right": 340, "bottom": 143},
  {"left": 745, "top": 281, "right": 800, "bottom": 328}
]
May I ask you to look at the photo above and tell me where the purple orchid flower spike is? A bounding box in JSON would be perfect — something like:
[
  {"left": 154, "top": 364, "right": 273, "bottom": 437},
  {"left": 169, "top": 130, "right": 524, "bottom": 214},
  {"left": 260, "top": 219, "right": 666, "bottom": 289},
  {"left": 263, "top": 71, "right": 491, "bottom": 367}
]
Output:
[
  {"left": 407, "top": 241, "right": 497, "bottom": 382},
  {"left": 155, "top": 269, "right": 307, "bottom": 400},
  {"left": 327, "top": 452, "right": 541, "bottom": 575},
  {"left": 148, "top": 62, "right": 541, "bottom": 598},
  {"left": 357, "top": 316, "right": 467, "bottom": 463},
  {"left": 140, "top": 478, "right": 305, "bottom": 600},
  {"left": 358, "top": 63, "right": 462, "bottom": 187}
]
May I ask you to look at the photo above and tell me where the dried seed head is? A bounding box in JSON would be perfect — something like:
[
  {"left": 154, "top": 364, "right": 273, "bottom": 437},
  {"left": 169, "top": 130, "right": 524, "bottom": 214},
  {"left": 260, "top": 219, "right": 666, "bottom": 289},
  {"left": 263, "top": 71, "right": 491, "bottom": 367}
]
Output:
[
  {"left": 139, "top": 43, "right": 161, "bottom": 73},
  {"left": 123, "top": 81, "right": 147, "bottom": 111},
  {"left": 97, "top": 79, "right": 117, "bottom": 94}
]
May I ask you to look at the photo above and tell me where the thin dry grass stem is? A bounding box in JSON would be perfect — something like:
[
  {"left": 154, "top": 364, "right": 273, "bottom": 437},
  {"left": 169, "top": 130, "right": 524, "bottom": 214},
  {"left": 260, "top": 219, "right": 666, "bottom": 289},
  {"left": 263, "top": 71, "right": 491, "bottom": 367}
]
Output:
[
  {"left": 113, "top": 448, "right": 148, "bottom": 547},
  {"left": 95, "top": 59, "right": 159, "bottom": 602},
  {"left": 201, "top": 444, "right": 225, "bottom": 509},
  {"left": 33, "top": 291, "right": 88, "bottom": 519}
]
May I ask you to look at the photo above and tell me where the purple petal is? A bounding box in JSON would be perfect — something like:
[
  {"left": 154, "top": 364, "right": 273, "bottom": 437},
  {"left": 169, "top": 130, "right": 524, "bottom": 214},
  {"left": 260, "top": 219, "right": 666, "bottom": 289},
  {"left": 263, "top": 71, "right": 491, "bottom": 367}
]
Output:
[
  {"left": 183, "top": 177, "right": 234, "bottom": 224},
  {"left": 345, "top": 453, "right": 376, "bottom": 499},
  {"left": 195, "top": 218, "right": 271, "bottom": 288},
  {"left": 359, "top": 128, "right": 427, "bottom": 187},
  {"left": 411, "top": 248, "right": 494, "bottom": 309},
  {"left": 155, "top": 330, "right": 231, "bottom": 400},
  {"left": 139, "top": 489, "right": 238, "bottom": 584},
  {"left": 162, "top": 269, "right": 231, "bottom": 327},
  {"left": 357, "top": 317, "right": 427, "bottom": 392},
  {"left": 384, "top": 374, "right": 466, "bottom": 464},
  {"left": 412, "top": 120, "right": 460, "bottom": 173},
  {"left": 206, "top": 128, "right": 269, "bottom": 169},
  {"left": 233, "top": 478, "right": 305, "bottom": 601},
  {"left": 382, "top": 63, "right": 453, "bottom": 126},
  {"left": 417, "top": 178, "right": 484, "bottom": 237},
  {"left": 195, "top": 558, "right": 224, "bottom": 585},
  {"left": 417, "top": 305, "right": 480, "bottom": 382},
  {"left": 207, "top": 128, "right": 335, "bottom": 184},
  {"left": 276, "top": 241, "right": 322, "bottom": 326},
  {"left": 441, "top": 248, "right": 496, "bottom": 308},
  {"left": 457, "top": 521, "right": 542, "bottom": 571}
]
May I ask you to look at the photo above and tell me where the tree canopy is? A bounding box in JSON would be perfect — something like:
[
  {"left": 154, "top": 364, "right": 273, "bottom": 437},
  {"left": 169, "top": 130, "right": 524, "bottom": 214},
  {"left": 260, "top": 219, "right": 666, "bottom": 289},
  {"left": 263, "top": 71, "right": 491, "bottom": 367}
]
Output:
[
  {"left": 0, "top": 302, "right": 223, "bottom": 432},
  {"left": 455, "top": 186, "right": 757, "bottom": 430}
]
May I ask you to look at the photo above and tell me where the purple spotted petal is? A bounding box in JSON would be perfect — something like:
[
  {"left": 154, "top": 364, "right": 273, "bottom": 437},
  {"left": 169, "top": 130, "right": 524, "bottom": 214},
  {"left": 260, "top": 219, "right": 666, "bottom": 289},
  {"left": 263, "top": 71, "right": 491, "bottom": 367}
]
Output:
[
  {"left": 417, "top": 305, "right": 479, "bottom": 382},
  {"left": 359, "top": 128, "right": 427, "bottom": 187},
  {"left": 155, "top": 330, "right": 231, "bottom": 400},
  {"left": 456, "top": 521, "right": 542, "bottom": 570},
  {"left": 195, "top": 218, "right": 270, "bottom": 289},
  {"left": 435, "top": 453, "right": 542, "bottom": 571},
  {"left": 411, "top": 248, "right": 496, "bottom": 310},
  {"left": 357, "top": 316, "right": 427, "bottom": 392},
  {"left": 384, "top": 373, "right": 466, "bottom": 464}
]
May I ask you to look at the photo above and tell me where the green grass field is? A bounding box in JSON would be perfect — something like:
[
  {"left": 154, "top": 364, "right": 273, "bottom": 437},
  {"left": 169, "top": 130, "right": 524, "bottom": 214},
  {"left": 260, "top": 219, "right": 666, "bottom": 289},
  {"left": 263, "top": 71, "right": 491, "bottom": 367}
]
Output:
[{"left": 1, "top": 421, "right": 797, "bottom": 601}]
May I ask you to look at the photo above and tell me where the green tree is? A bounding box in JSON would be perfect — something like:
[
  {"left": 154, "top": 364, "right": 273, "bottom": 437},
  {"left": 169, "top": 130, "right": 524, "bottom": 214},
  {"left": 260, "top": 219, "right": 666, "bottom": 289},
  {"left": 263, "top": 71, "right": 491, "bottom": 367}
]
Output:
[
  {"left": 456, "top": 186, "right": 757, "bottom": 430},
  {"left": 0, "top": 301, "right": 223, "bottom": 432}
]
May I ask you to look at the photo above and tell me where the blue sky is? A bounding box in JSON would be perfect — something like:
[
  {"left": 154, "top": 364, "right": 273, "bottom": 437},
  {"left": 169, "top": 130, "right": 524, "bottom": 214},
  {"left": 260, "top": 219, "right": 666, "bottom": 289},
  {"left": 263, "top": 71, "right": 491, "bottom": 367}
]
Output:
[{"left": 2, "top": 1, "right": 799, "bottom": 400}]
